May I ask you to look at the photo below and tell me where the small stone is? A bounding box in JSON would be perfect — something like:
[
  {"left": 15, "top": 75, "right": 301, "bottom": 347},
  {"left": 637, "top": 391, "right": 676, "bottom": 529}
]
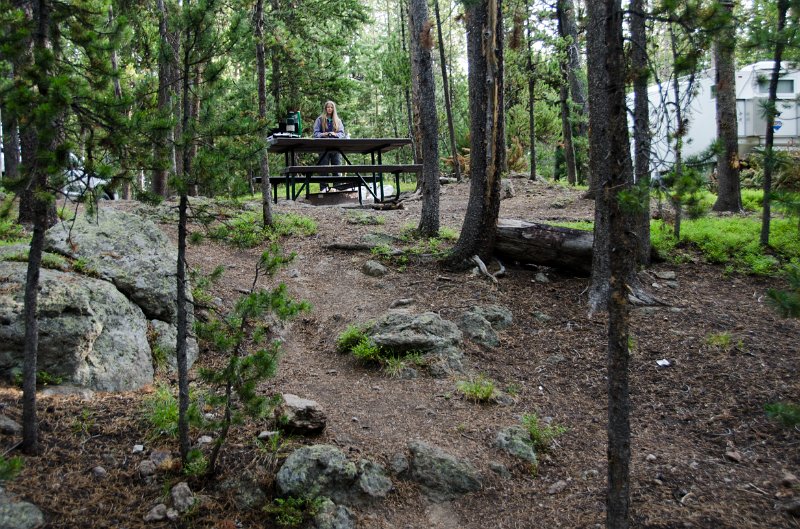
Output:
[
  {"left": 288, "top": 269, "right": 300, "bottom": 278},
  {"left": 390, "top": 453, "right": 409, "bottom": 475},
  {"left": 782, "top": 499, "right": 800, "bottom": 516},
  {"left": 144, "top": 504, "right": 167, "bottom": 522},
  {"left": 258, "top": 430, "right": 280, "bottom": 441},
  {"left": 352, "top": 417, "right": 359, "bottom": 422},
  {"left": 725, "top": 450, "right": 743, "bottom": 463},
  {"left": 654, "top": 270, "right": 677, "bottom": 280},
  {"left": 132, "top": 444, "right": 144, "bottom": 454},
  {"left": 582, "top": 469, "right": 599, "bottom": 480},
  {"left": 0, "top": 415, "right": 22, "bottom": 436},
  {"left": 197, "top": 435, "right": 213, "bottom": 445},
  {"left": 646, "top": 454, "right": 657, "bottom": 463},
  {"left": 139, "top": 460, "right": 157, "bottom": 477},
  {"left": 547, "top": 480, "right": 568, "bottom": 494},
  {"left": 534, "top": 272, "right": 550, "bottom": 283},
  {"left": 171, "top": 482, "right": 195, "bottom": 513},
  {"left": 781, "top": 472, "right": 799, "bottom": 487},
  {"left": 166, "top": 508, "right": 180, "bottom": 521},
  {"left": 92, "top": 466, "right": 107, "bottom": 478},
  {"left": 362, "top": 260, "right": 388, "bottom": 277},
  {"left": 390, "top": 298, "right": 414, "bottom": 308},
  {"left": 489, "top": 461, "right": 511, "bottom": 479}
]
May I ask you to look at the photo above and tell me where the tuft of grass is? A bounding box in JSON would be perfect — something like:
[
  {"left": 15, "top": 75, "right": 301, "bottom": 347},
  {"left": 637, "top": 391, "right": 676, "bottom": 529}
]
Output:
[
  {"left": 741, "top": 188, "right": 763, "bottom": 212},
  {"left": 0, "top": 455, "right": 23, "bottom": 482},
  {"left": 521, "top": 413, "right": 566, "bottom": 452},
  {"left": 347, "top": 211, "right": 385, "bottom": 225},
  {"left": 335, "top": 324, "right": 368, "bottom": 353},
  {"left": 456, "top": 375, "right": 496, "bottom": 402},
  {"left": 265, "top": 496, "right": 324, "bottom": 529},
  {"left": 704, "top": 331, "right": 742, "bottom": 351},
  {"left": 183, "top": 449, "right": 208, "bottom": 477},
  {"left": 142, "top": 384, "right": 202, "bottom": 439},
  {"left": 209, "top": 211, "right": 317, "bottom": 248},
  {"left": 351, "top": 336, "right": 382, "bottom": 363},
  {"left": 438, "top": 226, "right": 458, "bottom": 240},
  {"left": 0, "top": 218, "right": 26, "bottom": 243},
  {"left": 767, "top": 265, "right": 800, "bottom": 317},
  {"left": 765, "top": 402, "right": 800, "bottom": 428}
]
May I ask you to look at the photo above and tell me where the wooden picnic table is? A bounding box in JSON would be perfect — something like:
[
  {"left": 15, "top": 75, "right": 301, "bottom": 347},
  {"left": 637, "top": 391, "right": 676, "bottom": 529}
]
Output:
[{"left": 264, "top": 136, "right": 421, "bottom": 204}]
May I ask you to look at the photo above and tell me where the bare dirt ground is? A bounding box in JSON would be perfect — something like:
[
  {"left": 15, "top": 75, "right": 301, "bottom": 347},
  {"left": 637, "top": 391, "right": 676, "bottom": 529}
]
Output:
[{"left": 1, "top": 177, "right": 799, "bottom": 528}]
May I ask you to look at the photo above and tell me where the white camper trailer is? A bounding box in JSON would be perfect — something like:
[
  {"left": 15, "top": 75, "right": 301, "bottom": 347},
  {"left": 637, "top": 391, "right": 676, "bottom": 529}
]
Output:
[{"left": 646, "top": 61, "right": 800, "bottom": 175}]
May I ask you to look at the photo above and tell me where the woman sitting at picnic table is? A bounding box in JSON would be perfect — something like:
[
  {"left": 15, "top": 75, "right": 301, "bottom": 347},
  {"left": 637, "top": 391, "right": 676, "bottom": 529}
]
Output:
[{"left": 313, "top": 100, "right": 346, "bottom": 190}]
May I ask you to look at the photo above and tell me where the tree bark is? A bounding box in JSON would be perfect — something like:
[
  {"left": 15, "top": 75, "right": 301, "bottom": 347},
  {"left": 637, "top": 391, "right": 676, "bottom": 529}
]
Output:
[
  {"left": 0, "top": 86, "right": 21, "bottom": 182},
  {"left": 445, "top": 0, "right": 504, "bottom": 268},
  {"left": 559, "top": 80, "right": 577, "bottom": 185},
  {"left": 604, "top": 2, "right": 635, "bottom": 527},
  {"left": 526, "top": 4, "right": 537, "bottom": 181},
  {"left": 760, "top": 0, "right": 788, "bottom": 247},
  {"left": 586, "top": 0, "right": 611, "bottom": 311},
  {"left": 712, "top": 0, "right": 742, "bottom": 213},
  {"left": 557, "top": 0, "right": 588, "bottom": 182},
  {"left": 434, "top": 0, "right": 461, "bottom": 182},
  {"left": 495, "top": 219, "right": 592, "bottom": 274},
  {"left": 630, "top": 0, "right": 651, "bottom": 265},
  {"left": 153, "top": 0, "right": 172, "bottom": 197},
  {"left": 255, "top": 0, "right": 273, "bottom": 226},
  {"left": 409, "top": 0, "right": 441, "bottom": 237}
]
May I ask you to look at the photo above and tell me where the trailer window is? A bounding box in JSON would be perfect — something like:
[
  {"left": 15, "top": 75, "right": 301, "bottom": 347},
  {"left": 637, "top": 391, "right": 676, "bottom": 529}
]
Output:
[{"left": 757, "top": 79, "right": 794, "bottom": 94}]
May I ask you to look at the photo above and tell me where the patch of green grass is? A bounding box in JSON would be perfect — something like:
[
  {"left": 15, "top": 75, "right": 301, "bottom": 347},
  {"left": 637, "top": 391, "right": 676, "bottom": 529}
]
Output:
[
  {"left": 72, "top": 257, "right": 100, "bottom": 277},
  {"left": 183, "top": 449, "right": 208, "bottom": 477},
  {"left": 13, "top": 370, "right": 63, "bottom": 387},
  {"left": 549, "top": 220, "right": 594, "bottom": 231},
  {"left": 347, "top": 211, "right": 385, "bottom": 225},
  {"left": 265, "top": 496, "right": 324, "bottom": 528},
  {"left": 456, "top": 375, "right": 497, "bottom": 402},
  {"left": 209, "top": 211, "right": 317, "bottom": 248},
  {"left": 765, "top": 402, "right": 800, "bottom": 428},
  {"left": 438, "top": 226, "right": 458, "bottom": 240},
  {"left": 142, "top": 384, "right": 202, "bottom": 439},
  {"left": 767, "top": 264, "right": 800, "bottom": 317},
  {"left": 351, "top": 336, "right": 382, "bottom": 363},
  {"left": 0, "top": 455, "right": 23, "bottom": 482},
  {"left": 521, "top": 413, "right": 566, "bottom": 452},
  {"left": 704, "top": 331, "right": 742, "bottom": 352},
  {"left": 741, "top": 188, "right": 763, "bottom": 212},
  {"left": 0, "top": 218, "right": 26, "bottom": 243},
  {"left": 650, "top": 217, "right": 799, "bottom": 275},
  {"left": 336, "top": 324, "right": 368, "bottom": 353}
]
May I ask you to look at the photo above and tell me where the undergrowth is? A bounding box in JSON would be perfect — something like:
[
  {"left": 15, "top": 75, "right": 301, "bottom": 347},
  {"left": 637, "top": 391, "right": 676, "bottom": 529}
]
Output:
[
  {"left": 335, "top": 324, "right": 426, "bottom": 376},
  {"left": 206, "top": 211, "right": 317, "bottom": 248}
]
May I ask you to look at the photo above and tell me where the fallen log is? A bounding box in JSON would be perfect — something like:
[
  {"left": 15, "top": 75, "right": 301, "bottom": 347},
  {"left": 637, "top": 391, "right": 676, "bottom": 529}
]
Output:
[{"left": 494, "top": 219, "right": 592, "bottom": 275}]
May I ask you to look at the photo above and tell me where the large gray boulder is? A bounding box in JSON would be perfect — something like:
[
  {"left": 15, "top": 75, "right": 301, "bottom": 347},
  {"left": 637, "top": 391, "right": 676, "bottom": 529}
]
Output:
[
  {"left": 0, "top": 262, "right": 153, "bottom": 391},
  {"left": 407, "top": 441, "right": 482, "bottom": 502},
  {"left": 0, "top": 486, "right": 44, "bottom": 529},
  {"left": 45, "top": 209, "right": 185, "bottom": 325},
  {"left": 368, "top": 312, "right": 464, "bottom": 376},
  {"left": 276, "top": 445, "right": 392, "bottom": 507}
]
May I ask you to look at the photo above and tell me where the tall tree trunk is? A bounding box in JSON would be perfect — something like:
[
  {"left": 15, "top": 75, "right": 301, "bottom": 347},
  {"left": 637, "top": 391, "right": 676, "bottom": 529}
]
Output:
[
  {"left": 255, "top": 0, "right": 273, "bottom": 226},
  {"left": 400, "top": 0, "right": 420, "bottom": 165},
  {"left": 188, "top": 66, "right": 201, "bottom": 196},
  {"left": 669, "top": 27, "right": 685, "bottom": 240},
  {"left": 760, "top": 0, "right": 789, "bottom": 247},
  {"left": 434, "top": 0, "right": 461, "bottom": 182},
  {"left": 526, "top": 5, "right": 537, "bottom": 181},
  {"left": 559, "top": 79, "right": 577, "bottom": 185},
  {"left": 630, "top": 0, "right": 651, "bottom": 265},
  {"left": 586, "top": 0, "right": 611, "bottom": 311},
  {"left": 557, "top": 0, "right": 588, "bottom": 182},
  {"left": 409, "top": 0, "right": 441, "bottom": 237},
  {"left": 604, "top": 1, "right": 634, "bottom": 526},
  {"left": 153, "top": 0, "right": 172, "bottom": 197},
  {"left": 712, "top": 0, "right": 741, "bottom": 213},
  {"left": 109, "top": 4, "right": 132, "bottom": 200},
  {"left": 445, "top": 0, "right": 504, "bottom": 268}
]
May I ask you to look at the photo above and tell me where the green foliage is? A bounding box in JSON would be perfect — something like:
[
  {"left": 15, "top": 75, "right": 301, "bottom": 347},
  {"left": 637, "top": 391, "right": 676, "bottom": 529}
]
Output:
[
  {"left": 741, "top": 189, "right": 763, "bottom": 212},
  {"left": 190, "top": 265, "right": 225, "bottom": 309},
  {"left": 438, "top": 227, "right": 458, "bottom": 241},
  {"left": 704, "top": 332, "right": 742, "bottom": 352},
  {"left": 13, "top": 370, "right": 63, "bottom": 387},
  {"left": 456, "top": 375, "right": 497, "bottom": 402},
  {"left": 72, "top": 257, "right": 99, "bottom": 277},
  {"left": 765, "top": 402, "right": 800, "bottom": 428},
  {"left": 195, "top": 244, "right": 309, "bottom": 474},
  {"left": 521, "top": 413, "right": 567, "bottom": 452},
  {"left": 209, "top": 212, "right": 317, "bottom": 248},
  {"left": 265, "top": 496, "right": 324, "bottom": 528},
  {"left": 0, "top": 218, "right": 26, "bottom": 244},
  {"left": 650, "top": 217, "right": 800, "bottom": 274},
  {"left": 183, "top": 449, "right": 209, "bottom": 477},
  {"left": 767, "top": 265, "right": 800, "bottom": 317},
  {"left": 142, "top": 384, "right": 202, "bottom": 439},
  {"left": 335, "top": 324, "right": 368, "bottom": 353},
  {"left": 549, "top": 220, "right": 594, "bottom": 231},
  {"left": 346, "top": 212, "right": 385, "bottom": 225},
  {"left": 0, "top": 455, "right": 23, "bottom": 482},
  {"left": 351, "top": 336, "right": 382, "bottom": 363},
  {"left": 71, "top": 409, "right": 95, "bottom": 438}
]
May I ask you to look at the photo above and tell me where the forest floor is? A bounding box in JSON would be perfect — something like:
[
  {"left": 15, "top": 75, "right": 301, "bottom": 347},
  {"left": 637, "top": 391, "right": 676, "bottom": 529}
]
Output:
[{"left": 1, "top": 177, "right": 799, "bottom": 529}]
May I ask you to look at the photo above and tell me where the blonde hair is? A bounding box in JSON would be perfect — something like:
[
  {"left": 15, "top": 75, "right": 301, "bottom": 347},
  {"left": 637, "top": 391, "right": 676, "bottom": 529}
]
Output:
[{"left": 319, "top": 100, "right": 342, "bottom": 133}]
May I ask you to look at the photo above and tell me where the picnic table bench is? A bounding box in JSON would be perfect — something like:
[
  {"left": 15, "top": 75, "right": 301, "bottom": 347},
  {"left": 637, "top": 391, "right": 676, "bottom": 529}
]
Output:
[{"left": 260, "top": 137, "right": 420, "bottom": 204}]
